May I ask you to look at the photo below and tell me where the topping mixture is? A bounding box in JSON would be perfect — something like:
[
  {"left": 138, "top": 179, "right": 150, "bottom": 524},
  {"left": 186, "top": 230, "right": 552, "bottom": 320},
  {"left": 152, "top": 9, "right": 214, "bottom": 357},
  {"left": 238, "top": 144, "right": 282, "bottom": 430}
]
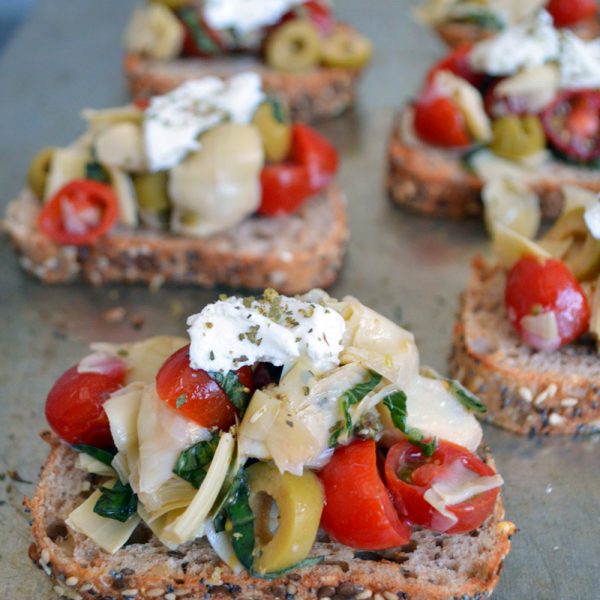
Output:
[{"left": 44, "top": 290, "right": 502, "bottom": 576}]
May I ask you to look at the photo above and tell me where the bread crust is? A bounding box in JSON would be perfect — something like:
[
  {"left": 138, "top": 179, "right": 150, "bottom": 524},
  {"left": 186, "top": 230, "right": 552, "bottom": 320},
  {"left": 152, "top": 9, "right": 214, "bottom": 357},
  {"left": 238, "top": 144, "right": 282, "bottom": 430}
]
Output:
[
  {"left": 435, "top": 18, "right": 600, "bottom": 48},
  {"left": 3, "top": 184, "right": 348, "bottom": 294},
  {"left": 449, "top": 257, "right": 600, "bottom": 436},
  {"left": 29, "top": 442, "right": 515, "bottom": 600},
  {"left": 387, "top": 109, "right": 600, "bottom": 219},
  {"left": 123, "top": 48, "right": 364, "bottom": 123}
]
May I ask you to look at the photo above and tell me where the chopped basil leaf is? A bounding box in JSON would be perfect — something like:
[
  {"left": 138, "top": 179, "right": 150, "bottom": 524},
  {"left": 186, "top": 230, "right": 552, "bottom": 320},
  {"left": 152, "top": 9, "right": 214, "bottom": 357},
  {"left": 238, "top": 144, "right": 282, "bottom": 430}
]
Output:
[
  {"left": 250, "top": 555, "right": 325, "bottom": 580},
  {"left": 85, "top": 160, "right": 109, "bottom": 184},
  {"left": 73, "top": 444, "right": 116, "bottom": 467},
  {"left": 459, "top": 145, "right": 485, "bottom": 173},
  {"left": 454, "top": 11, "right": 504, "bottom": 31},
  {"left": 208, "top": 370, "right": 252, "bottom": 415},
  {"left": 267, "top": 97, "right": 288, "bottom": 125},
  {"left": 383, "top": 390, "right": 437, "bottom": 457},
  {"left": 421, "top": 367, "right": 487, "bottom": 414},
  {"left": 330, "top": 372, "right": 383, "bottom": 446},
  {"left": 177, "top": 7, "right": 221, "bottom": 55},
  {"left": 447, "top": 380, "right": 487, "bottom": 414},
  {"left": 94, "top": 481, "right": 137, "bottom": 523},
  {"left": 173, "top": 432, "right": 220, "bottom": 489},
  {"left": 222, "top": 471, "right": 255, "bottom": 570}
]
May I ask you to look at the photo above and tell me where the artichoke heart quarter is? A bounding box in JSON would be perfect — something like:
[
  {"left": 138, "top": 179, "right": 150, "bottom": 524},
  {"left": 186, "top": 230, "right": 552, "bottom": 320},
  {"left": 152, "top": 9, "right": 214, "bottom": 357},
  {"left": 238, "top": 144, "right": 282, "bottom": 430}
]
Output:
[{"left": 169, "top": 123, "right": 265, "bottom": 237}]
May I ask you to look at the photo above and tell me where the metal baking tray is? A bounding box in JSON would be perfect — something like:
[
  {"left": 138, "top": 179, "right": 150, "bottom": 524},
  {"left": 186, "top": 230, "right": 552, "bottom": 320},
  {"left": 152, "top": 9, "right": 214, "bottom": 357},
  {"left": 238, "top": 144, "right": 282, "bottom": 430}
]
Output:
[{"left": 0, "top": 1, "right": 598, "bottom": 597}]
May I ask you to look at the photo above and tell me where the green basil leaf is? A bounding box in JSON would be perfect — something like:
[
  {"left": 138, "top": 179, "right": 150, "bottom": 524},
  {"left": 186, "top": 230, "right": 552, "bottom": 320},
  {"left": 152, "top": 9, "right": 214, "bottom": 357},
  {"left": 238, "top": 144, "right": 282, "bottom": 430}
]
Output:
[
  {"left": 208, "top": 370, "right": 252, "bottom": 415},
  {"left": 73, "top": 444, "right": 116, "bottom": 467},
  {"left": 328, "top": 420, "right": 345, "bottom": 447},
  {"left": 85, "top": 160, "right": 110, "bottom": 184},
  {"left": 383, "top": 390, "right": 437, "bottom": 457},
  {"left": 222, "top": 472, "right": 255, "bottom": 570},
  {"left": 173, "top": 432, "right": 220, "bottom": 489},
  {"left": 447, "top": 380, "right": 487, "bottom": 414},
  {"left": 177, "top": 7, "right": 221, "bottom": 55},
  {"left": 266, "top": 96, "right": 288, "bottom": 125},
  {"left": 250, "top": 555, "right": 325, "bottom": 580},
  {"left": 94, "top": 481, "right": 138, "bottom": 523}
]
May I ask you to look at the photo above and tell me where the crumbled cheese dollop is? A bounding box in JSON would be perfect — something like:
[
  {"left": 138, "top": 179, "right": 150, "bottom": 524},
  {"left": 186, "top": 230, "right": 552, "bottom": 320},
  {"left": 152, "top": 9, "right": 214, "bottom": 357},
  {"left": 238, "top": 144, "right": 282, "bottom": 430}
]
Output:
[
  {"left": 203, "top": 0, "right": 304, "bottom": 35},
  {"left": 143, "top": 73, "right": 264, "bottom": 172},
  {"left": 559, "top": 33, "right": 600, "bottom": 90},
  {"left": 469, "top": 11, "right": 559, "bottom": 76},
  {"left": 187, "top": 291, "right": 346, "bottom": 374}
]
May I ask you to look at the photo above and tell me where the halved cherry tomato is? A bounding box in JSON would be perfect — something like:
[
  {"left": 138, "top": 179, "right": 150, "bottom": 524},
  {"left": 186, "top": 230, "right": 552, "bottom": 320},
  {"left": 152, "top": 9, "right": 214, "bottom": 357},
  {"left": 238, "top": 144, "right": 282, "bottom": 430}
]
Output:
[
  {"left": 258, "top": 124, "right": 338, "bottom": 216},
  {"left": 319, "top": 440, "right": 411, "bottom": 550},
  {"left": 541, "top": 90, "right": 600, "bottom": 163},
  {"left": 426, "top": 43, "right": 483, "bottom": 89},
  {"left": 414, "top": 88, "right": 471, "bottom": 147},
  {"left": 38, "top": 179, "right": 119, "bottom": 246},
  {"left": 547, "top": 0, "right": 598, "bottom": 27},
  {"left": 291, "top": 123, "right": 338, "bottom": 192},
  {"left": 505, "top": 256, "right": 590, "bottom": 350},
  {"left": 45, "top": 364, "right": 126, "bottom": 448},
  {"left": 384, "top": 439, "right": 500, "bottom": 534},
  {"left": 156, "top": 345, "right": 253, "bottom": 429}
]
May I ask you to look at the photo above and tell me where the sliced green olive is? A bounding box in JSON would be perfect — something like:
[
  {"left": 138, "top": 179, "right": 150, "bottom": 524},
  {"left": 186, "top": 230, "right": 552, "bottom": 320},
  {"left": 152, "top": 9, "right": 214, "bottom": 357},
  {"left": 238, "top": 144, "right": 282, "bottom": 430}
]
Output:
[
  {"left": 265, "top": 19, "right": 321, "bottom": 73},
  {"left": 133, "top": 171, "right": 170, "bottom": 213},
  {"left": 252, "top": 100, "right": 292, "bottom": 163},
  {"left": 246, "top": 461, "right": 323, "bottom": 575},
  {"left": 543, "top": 207, "right": 600, "bottom": 280},
  {"left": 321, "top": 25, "right": 373, "bottom": 70},
  {"left": 491, "top": 115, "right": 546, "bottom": 161},
  {"left": 27, "top": 147, "right": 55, "bottom": 200}
]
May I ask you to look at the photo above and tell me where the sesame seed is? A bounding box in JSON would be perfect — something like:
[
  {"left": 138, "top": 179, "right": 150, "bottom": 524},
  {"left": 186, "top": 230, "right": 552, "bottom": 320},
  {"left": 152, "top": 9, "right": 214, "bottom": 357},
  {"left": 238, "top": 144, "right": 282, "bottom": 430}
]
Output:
[
  {"left": 79, "top": 584, "right": 94, "bottom": 593},
  {"left": 383, "top": 593, "right": 397, "bottom": 600},
  {"left": 65, "top": 576, "right": 79, "bottom": 586},
  {"left": 549, "top": 413, "right": 565, "bottom": 426},
  {"left": 518, "top": 387, "right": 533, "bottom": 403},
  {"left": 356, "top": 592, "right": 373, "bottom": 600},
  {"left": 174, "top": 591, "right": 191, "bottom": 597},
  {"left": 146, "top": 589, "right": 165, "bottom": 597},
  {"left": 374, "top": 594, "right": 385, "bottom": 600},
  {"left": 165, "top": 594, "right": 176, "bottom": 600},
  {"left": 560, "top": 398, "right": 578, "bottom": 408},
  {"left": 40, "top": 549, "right": 50, "bottom": 565},
  {"left": 287, "top": 584, "right": 297, "bottom": 595},
  {"left": 534, "top": 384, "right": 557, "bottom": 406},
  {"left": 122, "top": 590, "right": 139, "bottom": 598}
]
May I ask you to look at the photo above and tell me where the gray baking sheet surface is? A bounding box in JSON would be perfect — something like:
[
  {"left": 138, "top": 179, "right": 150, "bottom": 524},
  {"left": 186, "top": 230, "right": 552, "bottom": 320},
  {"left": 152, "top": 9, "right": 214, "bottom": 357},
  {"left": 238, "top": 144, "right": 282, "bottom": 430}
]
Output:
[{"left": 0, "top": 1, "right": 598, "bottom": 598}]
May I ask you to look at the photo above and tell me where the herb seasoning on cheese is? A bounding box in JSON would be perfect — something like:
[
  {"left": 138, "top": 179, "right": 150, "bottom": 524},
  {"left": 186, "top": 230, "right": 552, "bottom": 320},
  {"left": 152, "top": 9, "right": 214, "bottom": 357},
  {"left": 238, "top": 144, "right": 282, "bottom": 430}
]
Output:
[{"left": 187, "top": 289, "right": 346, "bottom": 374}]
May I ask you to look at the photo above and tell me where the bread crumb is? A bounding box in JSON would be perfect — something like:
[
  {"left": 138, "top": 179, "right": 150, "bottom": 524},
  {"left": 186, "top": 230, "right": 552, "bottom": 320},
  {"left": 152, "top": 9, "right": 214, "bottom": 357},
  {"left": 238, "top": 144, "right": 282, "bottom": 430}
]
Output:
[{"left": 518, "top": 387, "right": 533, "bottom": 403}]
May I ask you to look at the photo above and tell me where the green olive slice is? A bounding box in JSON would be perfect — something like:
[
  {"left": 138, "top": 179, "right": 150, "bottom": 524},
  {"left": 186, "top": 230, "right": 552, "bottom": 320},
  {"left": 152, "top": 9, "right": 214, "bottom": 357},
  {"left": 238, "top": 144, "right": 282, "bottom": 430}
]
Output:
[
  {"left": 321, "top": 25, "right": 372, "bottom": 69},
  {"left": 265, "top": 19, "right": 321, "bottom": 73},
  {"left": 251, "top": 100, "right": 292, "bottom": 163},
  {"left": 491, "top": 115, "right": 546, "bottom": 161}
]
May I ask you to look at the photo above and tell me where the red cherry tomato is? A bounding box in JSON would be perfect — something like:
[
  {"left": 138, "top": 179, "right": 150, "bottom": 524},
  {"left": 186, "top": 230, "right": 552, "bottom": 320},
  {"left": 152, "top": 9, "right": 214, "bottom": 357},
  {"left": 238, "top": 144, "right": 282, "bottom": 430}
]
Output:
[
  {"left": 547, "top": 0, "right": 598, "bottom": 27},
  {"left": 45, "top": 365, "right": 126, "bottom": 448},
  {"left": 291, "top": 123, "right": 339, "bottom": 192},
  {"left": 156, "top": 345, "right": 253, "bottom": 429},
  {"left": 426, "top": 43, "right": 483, "bottom": 88},
  {"left": 259, "top": 163, "right": 311, "bottom": 216},
  {"left": 414, "top": 88, "right": 471, "bottom": 147},
  {"left": 38, "top": 179, "right": 119, "bottom": 246},
  {"left": 505, "top": 256, "right": 590, "bottom": 350},
  {"left": 319, "top": 440, "right": 411, "bottom": 550},
  {"left": 541, "top": 90, "right": 600, "bottom": 163},
  {"left": 384, "top": 439, "right": 500, "bottom": 534},
  {"left": 258, "top": 124, "right": 338, "bottom": 216}
]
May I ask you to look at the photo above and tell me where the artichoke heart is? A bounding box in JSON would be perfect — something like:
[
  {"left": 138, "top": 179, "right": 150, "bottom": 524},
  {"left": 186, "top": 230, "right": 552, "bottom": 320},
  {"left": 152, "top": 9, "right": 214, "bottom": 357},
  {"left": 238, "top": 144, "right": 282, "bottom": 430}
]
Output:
[{"left": 169, "top": 123, "right": 265, "bottom": 237}]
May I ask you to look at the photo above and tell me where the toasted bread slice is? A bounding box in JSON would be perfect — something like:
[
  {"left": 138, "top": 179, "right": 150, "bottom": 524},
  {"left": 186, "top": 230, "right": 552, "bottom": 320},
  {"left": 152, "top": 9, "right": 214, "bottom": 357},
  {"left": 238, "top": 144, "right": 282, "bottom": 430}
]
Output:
[
  {"left": 29, "top": 440, "right": 515, "bottom": 600},
  {"left": 3, "top": 184, "right": 348, "bottom": 294},
  {"left": 387, "top": 109, "right": 600, "bottom": 219},
  {"left": 124, "top": 50, "right": 364, "bottom": 123},
  {"left": 449, "top": 257, "right": 600, "bottom": 436},
  {"left": 435, "top": 18, "right": 600, "bottom": 48}
]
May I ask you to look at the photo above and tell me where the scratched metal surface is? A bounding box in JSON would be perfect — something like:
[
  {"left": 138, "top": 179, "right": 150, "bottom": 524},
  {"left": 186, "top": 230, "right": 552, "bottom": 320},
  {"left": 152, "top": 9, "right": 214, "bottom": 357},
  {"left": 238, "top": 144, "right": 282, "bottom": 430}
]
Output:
[{"left": 0, "top": 1, "right": 599, "bottom": 598}]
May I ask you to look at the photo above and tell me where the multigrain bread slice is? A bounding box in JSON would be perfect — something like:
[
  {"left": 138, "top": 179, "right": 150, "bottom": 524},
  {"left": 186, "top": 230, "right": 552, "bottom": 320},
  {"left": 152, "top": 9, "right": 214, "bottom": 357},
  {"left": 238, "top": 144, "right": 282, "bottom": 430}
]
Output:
[
  {"left": 434, "top": 18, "right": 600, "bottom": 48},
  {"left": 28, "top": 439, "right": 515, "bottom": 600},
  {"left": 123, "top": 52, "right": 363, "bottom": 123},
  {"left": 3, "top": 184, "right": 348, "bottom": 294},
  {"left": 386, "top": 109, "right": 600, "bottom": 219},
  {"left": 449, "top": 257, "right": 600, "bottom": 436}
]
